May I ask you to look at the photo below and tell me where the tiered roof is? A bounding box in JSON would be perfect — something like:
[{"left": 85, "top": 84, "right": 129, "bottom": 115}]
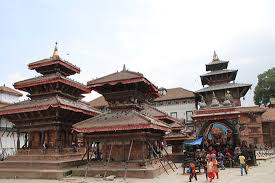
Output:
[
  {"left": 28, "top": 43, "right": 80, "bottom": 76},
  {"left": 0, "top": 85, "right": 22, "bottom": 97},
  {"left": 196, "top": 83, "right": 251, "bottom": 97},
  {"left": 0, "top": 96, "right": 98, "bottom": 116},
  {"left": 73, "top": 110, "right": 170, "bottom": 133},
  {"left": 73, "top": 66, "right": 170, "bottom": 133},
  {"left": 0, "top": 44, "right": 99, "bottom": 120},
  {"left": 14, "top": 73, "right": 90, "bottom": 94},
  {"left": 196, "top": 51, "right": 251, "bottom": 103},
  {"left": 205, "top": 51, "right": 229, "bottom": 71},
  {"left": 14, "top": 44, "right": 90, "bottom": 100}
]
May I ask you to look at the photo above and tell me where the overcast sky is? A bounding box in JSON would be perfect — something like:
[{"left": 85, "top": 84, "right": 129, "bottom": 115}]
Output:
[{"left": 0, "top": 0, "right": 274, "bottom": 105}]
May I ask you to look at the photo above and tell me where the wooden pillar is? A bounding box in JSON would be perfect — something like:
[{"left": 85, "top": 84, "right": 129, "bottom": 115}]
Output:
[
  {"left": 29, "top": 132, "right": 33, "bottom": 148},
  {"left": 16, "top": 132, "right": 20, "bottom": 149},
  {"left": 47, "top": 130, "right": 50, "bottom": 146},
  {"left": 86, "top": 138, "right": 90, "bottom": 161},
  {"left": 142, "top": 140, "right": 145, "bottom": 161},
  {"left": 24, "top": 133, "right": 28, "bottom": 148},
  {"left": 40, "top": 131, "right": 45, "bottom": 148}
]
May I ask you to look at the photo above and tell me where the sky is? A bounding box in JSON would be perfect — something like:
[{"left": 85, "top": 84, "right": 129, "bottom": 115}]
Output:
[{"left": 0, "top": 0, "right": 274, "bottom": 105}]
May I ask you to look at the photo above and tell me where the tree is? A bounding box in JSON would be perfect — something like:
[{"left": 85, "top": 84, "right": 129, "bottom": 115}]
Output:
[{"left": 254, "top": 67, "right": 275, "bottom": 105}]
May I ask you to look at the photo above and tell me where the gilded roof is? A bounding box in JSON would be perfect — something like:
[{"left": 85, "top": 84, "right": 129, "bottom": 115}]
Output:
[
  {"left": 0, "top": 86, "right": 23, "bottom": 97},
  {"left": 154, "top": 87, "right": 195, "bottom": 102},
  {"left": 0, "top": 96, "right": 99, "bottom": 115},
  {"left": 262, "top": 108, "right": 275, "bottom": 122},
  {"left": 73, "top": 110, "right": 170, "bottom": 133}
]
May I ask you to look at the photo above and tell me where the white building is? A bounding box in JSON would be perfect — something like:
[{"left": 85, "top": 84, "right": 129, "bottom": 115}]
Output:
[
  {"left": 153, "top": 87, "right": 197, "bottom": 128},
  {"left": 0, "top": 85, "right": 24, "bottom": 160}
]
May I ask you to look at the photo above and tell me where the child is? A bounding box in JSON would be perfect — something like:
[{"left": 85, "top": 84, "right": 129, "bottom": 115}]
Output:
[
  {"left": 189, "top": 162, "right": 197, "bottom": 182},
  {"left": 239, "top": 153, "right": 248, "bottom": 176}
]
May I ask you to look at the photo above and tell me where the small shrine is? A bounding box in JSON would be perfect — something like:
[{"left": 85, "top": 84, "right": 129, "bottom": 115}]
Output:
[
  {"left": 73, "top": 66, "right": 174, "bottom": 179},
  {"left": 0, "top": 44, "right": 99, "bottom": 179}
]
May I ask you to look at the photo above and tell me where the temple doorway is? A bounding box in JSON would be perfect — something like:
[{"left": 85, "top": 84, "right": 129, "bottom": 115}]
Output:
[{"left": 198, "top": 120, "right": 241, "bottom": 152}]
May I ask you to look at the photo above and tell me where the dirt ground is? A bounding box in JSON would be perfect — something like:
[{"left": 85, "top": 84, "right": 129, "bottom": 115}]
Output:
[{"left": 0, "top": 159, "right": 274, "bottom": 183}]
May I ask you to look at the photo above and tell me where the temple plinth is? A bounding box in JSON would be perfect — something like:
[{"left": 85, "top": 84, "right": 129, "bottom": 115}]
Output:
[
  {"left": 72, "top": 66, "right": 173, "bottom": 178},
  {"left": 0, "top": 44, "right": 99, "bottom": 179}
]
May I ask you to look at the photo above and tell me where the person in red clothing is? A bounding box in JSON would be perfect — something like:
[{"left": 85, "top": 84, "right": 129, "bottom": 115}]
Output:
[
  {"left": 212, "top": 154, "right": 219, "bottom": 179},
  {"left": 189, "top": 162, "right": 197, "bottom": 182},
  {"left": 207, "top": 157, "right": 214, "bottom": 182}
]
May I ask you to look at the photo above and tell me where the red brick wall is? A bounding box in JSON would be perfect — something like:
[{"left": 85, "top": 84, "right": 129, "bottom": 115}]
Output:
[{"left": 239, "top": 113, "right": 264, "bottom": 145}]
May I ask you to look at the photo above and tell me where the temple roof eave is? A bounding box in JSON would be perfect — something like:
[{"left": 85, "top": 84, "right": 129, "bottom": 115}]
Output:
[
  {"left": 14, "top": 74, "right": 90, "bottom": 94},
  {"left": 88, "top": 77, "right": 159, "bottom": 95},
  {"left": 0, "top": 96, "right": 100, "bottom": 116},
  {"left": 73, "top": 123, "right": 170, "bottom": 133},
  {"left": 195, "top": 83, "right": 252, "bottom": 96},
  {"left": 72, "top": 110, "right": 171, "bottom": 133},
  {"left": 28, "top": 58, "right": 81, "bottom": 74}
]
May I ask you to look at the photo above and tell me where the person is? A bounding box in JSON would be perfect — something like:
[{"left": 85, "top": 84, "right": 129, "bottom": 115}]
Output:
[
  {"left": 42, "top": 143, "right": 47, "bottom": 154},
  {"left": 212, "top": 154, "right": 219, "bottom": 179},
  {"left": 218, "top": 152, "right": 225, "bottom": 170},
  {"left": 207, "top": 156, "right": 214, "bottom": 182},
  {"left": 239, "top": 153, "right": 248, "bottom": 176},
  {"left": 188, "top": 162, "right": 197, "bottom": 182}
]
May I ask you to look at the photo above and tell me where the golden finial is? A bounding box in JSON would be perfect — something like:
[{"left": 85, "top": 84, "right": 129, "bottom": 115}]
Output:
[
  {"left": 212, "top": 50, "right": 219, "bottom": 62},
  {"left": 122, "top": 64, "right": 126, "bottom": 71},
  {"left": 52, "top": 42, "right": 60, "bottom": 59}
]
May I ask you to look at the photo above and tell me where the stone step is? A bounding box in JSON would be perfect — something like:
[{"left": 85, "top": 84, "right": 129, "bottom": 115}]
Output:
[
  {"left": 0, "top": 159, "right": 85, "bottom": 170},
  {"left": 0, "top": 168, "right": 72, "bottom": 179},
  {"left": 6, "top": 153, "right": 84, "bottom": 161}
]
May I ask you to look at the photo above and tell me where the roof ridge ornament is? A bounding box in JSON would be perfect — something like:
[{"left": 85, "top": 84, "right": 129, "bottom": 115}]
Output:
[
  {"left": 122, "top": 64, "right": 126, "bottom": 71},
  {"left": 52, "top": 42, "right": 60, "bottom": 59},
  {"left": 210, "top": 91, "right": 221, "bottom": 107},
  {"left": 212, "top": 50, "right": 220, "bottom": 62}
]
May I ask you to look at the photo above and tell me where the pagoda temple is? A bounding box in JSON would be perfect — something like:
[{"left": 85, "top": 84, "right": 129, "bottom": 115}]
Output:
[
  {"left": 196, "top": 51, "right": 251, "bottom": 107},
  {"left": 0, "top": 44, "right": 99, "bottom": 179},
  {"left": 72, "top": 66, "right": 174, "bottom": 179},
  {"left": 192, "top": 52, "right": 251, "bottom": 149}
]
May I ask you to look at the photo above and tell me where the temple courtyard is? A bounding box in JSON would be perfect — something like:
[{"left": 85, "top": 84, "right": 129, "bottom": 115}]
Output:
[{"left": 0, "top": 158, "right": 273, "bottom": 183}]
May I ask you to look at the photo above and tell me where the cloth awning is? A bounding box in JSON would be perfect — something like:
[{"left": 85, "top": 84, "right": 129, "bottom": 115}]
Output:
[{"left": 184, "top": 137, "right": 203, "bottom": 145}]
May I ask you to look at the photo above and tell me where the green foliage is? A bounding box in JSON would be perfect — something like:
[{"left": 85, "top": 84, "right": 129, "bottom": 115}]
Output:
[{"left": 254, "top": 67, "right": 275, "bottom": 105}]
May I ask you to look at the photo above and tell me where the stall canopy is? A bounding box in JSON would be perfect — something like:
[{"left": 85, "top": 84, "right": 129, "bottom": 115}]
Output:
[{"left": 184, "top": 137, "right": 203, "bottom": 145}]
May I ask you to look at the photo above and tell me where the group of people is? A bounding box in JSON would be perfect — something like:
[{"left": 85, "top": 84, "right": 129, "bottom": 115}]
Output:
[{"left": 188, "top": 149, "right": 249, "bottom": 182}]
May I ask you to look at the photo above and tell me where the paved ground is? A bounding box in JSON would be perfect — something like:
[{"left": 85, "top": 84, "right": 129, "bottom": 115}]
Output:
[{"left": 0, "top": 159, "right": 274, "bottom": 183}]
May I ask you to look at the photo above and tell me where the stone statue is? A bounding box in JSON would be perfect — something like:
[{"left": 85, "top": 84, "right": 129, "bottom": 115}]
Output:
[
  {"left": 223, "top": 90, "right": 233, "bottom": 106},
  {"left": 199, "top": 95, "right": 207, "bottom": 109}
]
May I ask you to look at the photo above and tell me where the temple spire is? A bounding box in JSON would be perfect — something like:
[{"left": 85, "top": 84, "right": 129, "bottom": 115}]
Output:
[
  {"left": 212, "top": 50, "right": 220, "bottom": 62},
  {"left": 122, "top": 64, "right": 126, "bottom": 71},
  {"left": 52, "top": 42, "right": 60, "bottom": 59}
]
